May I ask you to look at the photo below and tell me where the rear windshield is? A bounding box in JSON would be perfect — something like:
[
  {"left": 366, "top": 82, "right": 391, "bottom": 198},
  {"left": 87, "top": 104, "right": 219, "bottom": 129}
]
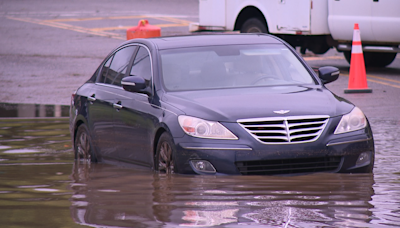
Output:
[{"left": 160, "top": 44, "right": 315, "bottom": 91}]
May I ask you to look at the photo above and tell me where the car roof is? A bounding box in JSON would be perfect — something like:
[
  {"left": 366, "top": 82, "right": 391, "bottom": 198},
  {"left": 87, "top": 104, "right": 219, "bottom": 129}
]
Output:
[{"left": 124, "top": 33, "right": 284, "bottom": 50}]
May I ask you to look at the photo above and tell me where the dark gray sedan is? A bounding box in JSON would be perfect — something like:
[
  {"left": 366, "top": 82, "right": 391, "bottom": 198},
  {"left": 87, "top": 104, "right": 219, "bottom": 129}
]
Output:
[{"left": 69, "top": 34, "right": 374, "bottom": 175}]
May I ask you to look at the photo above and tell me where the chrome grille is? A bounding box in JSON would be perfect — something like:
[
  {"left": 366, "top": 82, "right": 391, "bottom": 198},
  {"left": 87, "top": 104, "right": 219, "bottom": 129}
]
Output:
[{"left": 238, "top": 116, "right": 329, "bottom": 144}]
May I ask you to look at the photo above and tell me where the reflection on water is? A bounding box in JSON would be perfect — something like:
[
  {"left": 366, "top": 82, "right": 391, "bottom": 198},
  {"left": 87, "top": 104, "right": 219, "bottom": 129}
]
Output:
[
  {"left": 368, "top": 118, "right": 400, "bottom": 227},
  {"left": 70, "top": 163, "right": 376, "bottom": 227},
  {"left": 0, "top": 116, "right": 400, "bottom": 227},
  {"left": 0, "top": 118, "right": 72, "bottom": 157},
  {"left": 0, "top": 102, "right": 70, "bottom": 118},
  {"left": 0, "top": 117, "right": 76, "bottom": 227}
]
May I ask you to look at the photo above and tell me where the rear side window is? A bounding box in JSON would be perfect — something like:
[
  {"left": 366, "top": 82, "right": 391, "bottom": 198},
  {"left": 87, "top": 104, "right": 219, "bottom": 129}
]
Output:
[{"left": 99, "top": 46, "right": 136, "bottom": 86}]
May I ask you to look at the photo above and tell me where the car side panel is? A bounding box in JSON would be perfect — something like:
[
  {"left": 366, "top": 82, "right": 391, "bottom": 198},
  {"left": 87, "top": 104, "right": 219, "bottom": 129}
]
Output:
[
  {"left": 114, "top": 92, "right": 163, "bottom": 167},
  {"left": 87, "top": 84, "right": 118, "bottom": 159}
]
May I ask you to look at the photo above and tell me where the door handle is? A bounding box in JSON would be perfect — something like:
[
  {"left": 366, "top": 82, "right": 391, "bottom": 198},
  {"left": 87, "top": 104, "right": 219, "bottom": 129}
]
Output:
[
  {"left": 113, "top": 102, "right": 123, "bottom": 109},
  {"left": 88, "top": 94, "right": 96, "bottom": 102}
]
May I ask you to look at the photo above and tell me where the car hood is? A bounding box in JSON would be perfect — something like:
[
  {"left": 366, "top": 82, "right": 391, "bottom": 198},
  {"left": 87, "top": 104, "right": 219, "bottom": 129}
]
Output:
[{"left": 162, "top": 85, "right": 354, "bottom": 122}]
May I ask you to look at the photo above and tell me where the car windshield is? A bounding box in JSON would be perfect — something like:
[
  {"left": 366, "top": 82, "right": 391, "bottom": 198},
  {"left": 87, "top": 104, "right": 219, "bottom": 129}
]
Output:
[{"left": 160, "top": 44, "right": 316, "bottom": 91}]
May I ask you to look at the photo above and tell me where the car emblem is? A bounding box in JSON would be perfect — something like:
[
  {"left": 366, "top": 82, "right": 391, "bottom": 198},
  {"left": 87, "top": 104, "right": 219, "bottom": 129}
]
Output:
[{"left": 274, "top": 110, "right": 290, "bottom": 115}]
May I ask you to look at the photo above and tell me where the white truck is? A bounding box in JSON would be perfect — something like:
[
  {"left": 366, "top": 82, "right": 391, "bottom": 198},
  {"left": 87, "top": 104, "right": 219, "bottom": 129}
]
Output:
[{"left": 190, "top": 0, "right": 400, "bottom": 67}]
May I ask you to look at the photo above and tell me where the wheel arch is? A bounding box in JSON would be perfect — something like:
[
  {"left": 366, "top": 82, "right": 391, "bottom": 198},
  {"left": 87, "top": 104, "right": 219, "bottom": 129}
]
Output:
[
  {"left": 153, "top": 127, "right": 170, "bottom": 159},
  {"left": 234, "top": 6, "right": 268, "bottom": 32},
  {"left": 72, "top": 116, "right": 88, "bottom": 147}
]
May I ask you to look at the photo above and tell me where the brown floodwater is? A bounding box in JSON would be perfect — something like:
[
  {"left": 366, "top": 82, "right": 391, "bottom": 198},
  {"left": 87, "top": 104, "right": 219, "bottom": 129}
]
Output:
[{"left": 0, "top": 105, "right": 399, "bottom": 227}]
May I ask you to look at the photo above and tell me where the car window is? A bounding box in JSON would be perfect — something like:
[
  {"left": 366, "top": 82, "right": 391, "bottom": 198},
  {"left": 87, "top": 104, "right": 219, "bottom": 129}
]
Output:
[
  {"left": 160, "top": 44, "right": 315, "bottom": 91},
  {"left": 99, "top": 46, "right": 136, "bottom": 86},
  {"left": 130, "top": 47, "right": 152, "bottom": 87}
]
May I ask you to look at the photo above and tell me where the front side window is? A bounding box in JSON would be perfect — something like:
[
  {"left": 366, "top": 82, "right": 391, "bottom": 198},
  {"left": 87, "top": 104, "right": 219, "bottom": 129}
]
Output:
[
  {"left": 160, "top": 44, "right": 315, "bottom": 91},
  {"left": 130, "top": 47, "right": 152, "bottom": 88},
  {"left": 99, "top": 46, "right": 136, "bottom": 86}
]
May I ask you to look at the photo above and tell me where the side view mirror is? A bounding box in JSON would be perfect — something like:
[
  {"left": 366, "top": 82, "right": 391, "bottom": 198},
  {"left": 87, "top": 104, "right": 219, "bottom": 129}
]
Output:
[
  {"left": 121, "top": 76, "right": 150, "bottom": 95},
  {"left": 318, "top": 66, "right": 340, "bottom": 84}
]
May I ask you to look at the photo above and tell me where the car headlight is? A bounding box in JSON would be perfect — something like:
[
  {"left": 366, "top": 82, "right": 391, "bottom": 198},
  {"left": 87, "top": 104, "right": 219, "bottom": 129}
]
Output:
[
  {"left": 178, "top": 115, "right": 238, "bottom": 140},
  {"left": 334, "top": 107, "right": 367, "bottom": 134}
]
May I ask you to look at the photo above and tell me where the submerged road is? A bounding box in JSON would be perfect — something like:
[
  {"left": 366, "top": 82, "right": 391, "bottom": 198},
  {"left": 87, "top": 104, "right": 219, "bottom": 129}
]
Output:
[{"left": 0, "top": 1, "right": 400, "bottom": 227}]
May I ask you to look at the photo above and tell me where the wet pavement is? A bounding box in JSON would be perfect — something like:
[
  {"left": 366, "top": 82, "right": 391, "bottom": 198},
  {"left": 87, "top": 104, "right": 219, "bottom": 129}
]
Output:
[{"left": 0, "top": 107, "right": 399, "bottom": 227}]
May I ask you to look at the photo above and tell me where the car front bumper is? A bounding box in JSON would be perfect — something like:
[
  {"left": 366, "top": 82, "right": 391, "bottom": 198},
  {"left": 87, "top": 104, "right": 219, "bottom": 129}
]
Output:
[{"left": 173, "top": 128, "right": 374, "bottom": 175}]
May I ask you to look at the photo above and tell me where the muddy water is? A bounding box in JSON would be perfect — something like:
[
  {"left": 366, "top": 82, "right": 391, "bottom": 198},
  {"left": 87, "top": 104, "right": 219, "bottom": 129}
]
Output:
[{"left": 0, "top": 116, "right": 399, "bottom": 227}]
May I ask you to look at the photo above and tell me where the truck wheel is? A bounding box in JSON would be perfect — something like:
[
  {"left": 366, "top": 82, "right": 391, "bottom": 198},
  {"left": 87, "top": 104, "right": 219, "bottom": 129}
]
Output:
[
  {"left": 344, "top": 51, "right": 396, "bottom": 68},
  {"left": 308, "top": 41, "right": 330, "bottom": 55},
  {"left": 241, "top": 18, "right": 267, "bottom": 33},
  {"left": 343, "top": 51, "right": 352, "bottom": 65},
  {"left": 365, "top": 52, "right": 397, "bottom": 67}
]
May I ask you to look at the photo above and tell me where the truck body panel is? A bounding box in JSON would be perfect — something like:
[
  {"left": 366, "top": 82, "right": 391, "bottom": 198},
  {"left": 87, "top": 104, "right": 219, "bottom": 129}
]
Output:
[
  {"left": 194, "top": 0, "right": 400, "bottom": 66},
  {"left": 196, "top": 0, "right": 400, "bottom": 42},
  {"left": 199, "top": 0, "right": 226, "bottom": 28},
  {"left": 328, "top": 0, "right": 400, "bottom": 43},
  {"left": 275, "top": 0, "right": 311, "bottom": 33},
  {"left": 310, "top": 0, "right": 330, "bottom": 34}
]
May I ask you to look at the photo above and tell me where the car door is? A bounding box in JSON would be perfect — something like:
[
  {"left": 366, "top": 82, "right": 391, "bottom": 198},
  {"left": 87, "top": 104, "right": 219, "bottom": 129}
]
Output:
[
  {"left": 89, "top": 45, "right": 137, "bottom": 160},
  {"left": 113, "top": 46, "right": 162, "bottom": 167}
]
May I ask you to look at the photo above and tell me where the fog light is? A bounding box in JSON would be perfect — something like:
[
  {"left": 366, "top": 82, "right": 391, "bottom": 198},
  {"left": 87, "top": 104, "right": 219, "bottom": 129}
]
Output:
[
  {"left": 190, "top": 160, "right": 216, "bottom": 174},
  {"left": 356, "top": 152, "right": 370, "bottom": 166}
]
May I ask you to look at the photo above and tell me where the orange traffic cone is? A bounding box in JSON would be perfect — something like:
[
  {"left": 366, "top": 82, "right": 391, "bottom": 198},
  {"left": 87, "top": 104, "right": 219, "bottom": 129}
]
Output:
[
  {"left": 126, "top": 20, "right": 161, "bottom": 40},
  {"left": 344, "top": 23, "right": 372, "bottom": 93}
]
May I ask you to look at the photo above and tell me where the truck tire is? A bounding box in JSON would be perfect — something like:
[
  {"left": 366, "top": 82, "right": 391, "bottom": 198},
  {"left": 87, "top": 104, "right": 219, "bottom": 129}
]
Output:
[
  {"left": 241, "top": 18, "right": 267, "bottom": 33},
  {"left": 344, "top": 51, "right": 397, "bottom": 68},
  {"left": 308, "top": 40, "right": 330, "bottom": 55}
]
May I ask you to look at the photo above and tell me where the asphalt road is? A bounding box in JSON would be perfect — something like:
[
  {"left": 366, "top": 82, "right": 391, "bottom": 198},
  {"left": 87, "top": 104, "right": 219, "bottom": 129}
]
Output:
[
  {"left": 1, "top": 0, "right": 399, "bottom": 120},
  {"left": 0, "top": 0, "right": 198, "bottom": 105}
]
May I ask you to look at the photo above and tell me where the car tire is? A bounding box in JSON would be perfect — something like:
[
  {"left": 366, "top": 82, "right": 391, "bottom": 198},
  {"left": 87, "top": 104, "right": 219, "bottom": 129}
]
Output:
[
  {"left": 155, "top": 132, "right": 176, "bottom": 174},
  {"left": 74, "top": 124, "right": 97, "bottom": 162},
  {"left": 344, "top": 51, "right": 396, "bottom": 68},
  {"left": 241, "top": 18, "right": 268, "bottom": 33}
]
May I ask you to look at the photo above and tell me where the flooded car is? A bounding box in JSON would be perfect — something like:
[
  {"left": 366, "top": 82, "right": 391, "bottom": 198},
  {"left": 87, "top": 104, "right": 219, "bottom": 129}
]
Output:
[{"left": 69, "top": 34, "right": 374, "bottom": 175}]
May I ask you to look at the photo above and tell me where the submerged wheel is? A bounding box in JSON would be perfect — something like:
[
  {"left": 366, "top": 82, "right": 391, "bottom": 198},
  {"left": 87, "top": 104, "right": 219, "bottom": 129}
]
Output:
[
  {"left": 241, "top": 18, "right": 268, "bottom": 33},
  {"left": 74, "top": 124, "right": 97, "bottom": 162},
  {"left": 155, "top": 133, "right": 176, "bottom": 174},
  {"left": 344, "top": 51, "right": 396, "bottom": 68}
]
